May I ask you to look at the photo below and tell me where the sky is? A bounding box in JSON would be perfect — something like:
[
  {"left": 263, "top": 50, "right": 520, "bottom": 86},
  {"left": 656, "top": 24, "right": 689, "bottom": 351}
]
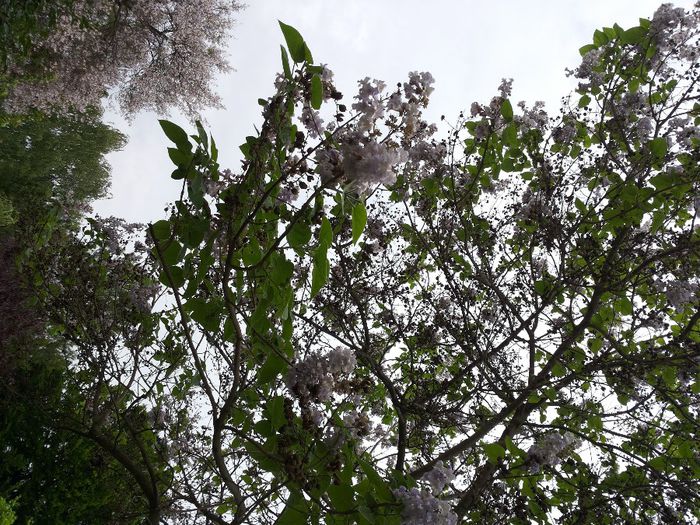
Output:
[{"left": 92, "top": 0, "right": 696, "bottom": 224}]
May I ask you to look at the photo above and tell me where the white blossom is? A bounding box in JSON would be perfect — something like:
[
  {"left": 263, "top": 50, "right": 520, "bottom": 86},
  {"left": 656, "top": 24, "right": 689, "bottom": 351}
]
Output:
[
  {"left": 352, "top": 77, "right": 386, "bottom": 132},
  {"left": 327, "top": 346, "right": 357, "bottom": 375},
  {"left": 301, "top": 105, "right": 325, "bottom": 138},
  {"left": 636, "top": 117, "right": 654, "bottom": 138},
  {"left": 286, "top": 347, "right": 356, "bottom": 403},
  {"left": 317, "top": 134, "right": 407, "bottom": 193},
  {"left": 516, "top": 101, "right": 548, "bottom": 132},
  {"left": 527, "top": 432, "right": 581, "bottom": 471},
  {"left": 664, "top": 280, "right": 698, "bottom": 310},
  {"left": 552, "top": 123, "right": 576, "bottom": 144},
  {"left": 498, "top": 78, "right": 513, "bottom": 98},
  {"left": 403, "top": 71, "right": 435, "bottom": 105},
  {"left": 421, "top": 461, "right": 455, "bottom": 494},
  {"left": 393, "top": 487, "right": 457, "bottom": 525}
]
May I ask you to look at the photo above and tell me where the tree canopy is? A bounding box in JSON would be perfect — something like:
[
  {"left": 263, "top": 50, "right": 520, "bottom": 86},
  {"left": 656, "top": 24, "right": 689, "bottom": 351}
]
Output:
[
  {"left": 1, "top": 0, "right": 243, "bottom": 118},
  {"left": 2, "top": 2, "right": 700, "bottom": 524}
]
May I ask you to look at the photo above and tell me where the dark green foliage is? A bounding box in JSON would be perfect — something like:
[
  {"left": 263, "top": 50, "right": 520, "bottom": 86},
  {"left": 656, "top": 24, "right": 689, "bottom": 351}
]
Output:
[{"left": 0, "top": 108, "right": 125, "bottom": 220}]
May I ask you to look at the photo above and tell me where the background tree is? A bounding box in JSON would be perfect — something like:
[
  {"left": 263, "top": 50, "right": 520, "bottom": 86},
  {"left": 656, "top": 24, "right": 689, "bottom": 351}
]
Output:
[
  {"left": 1, "top": 0, "right": 243, "bottom": 118},
  {"left": 0, "top": 108, "right": 126, "bottom": 219},
  {"left": 1, "top": 216, "right": 167, "bottom": 524}
]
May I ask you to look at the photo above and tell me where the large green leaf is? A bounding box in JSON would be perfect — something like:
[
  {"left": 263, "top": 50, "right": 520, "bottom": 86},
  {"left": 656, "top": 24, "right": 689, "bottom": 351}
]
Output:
[
  {"left": 310, "top": 251, "right": 329, "bottom": 298},
  {"left": 319, "top": 216, "right": 333, "bottom": 250},
  {"left": 351, "top": 202, "right": 367, "bottom": 245},
  {"left": 278, "top": 21, "right": 312, "bottom": 63},
  {"left": 500, "top": 99, "right": 513, "bottom": 122},
  {"left": 310, "top": 74, "right": 323, "bottom": 110},
  {"left": 159, "top": 120, "right": 190, "bottom": 149}
]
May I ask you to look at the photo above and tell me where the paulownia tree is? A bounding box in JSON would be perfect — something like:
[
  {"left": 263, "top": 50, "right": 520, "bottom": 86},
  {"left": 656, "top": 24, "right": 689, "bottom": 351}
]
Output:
[
  {"left": 2, "top": 0, "right": 243, "bottom": 118},
  {"left": 24, "top": 3, "right": 700, "bottom": 524}
]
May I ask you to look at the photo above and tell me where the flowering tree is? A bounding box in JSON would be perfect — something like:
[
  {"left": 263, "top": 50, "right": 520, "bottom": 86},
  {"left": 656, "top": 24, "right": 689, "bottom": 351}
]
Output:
[
  {"left": 17, "top": 4, "right": 700, "bottom": 524},
  {"left": 2, "top": 0, "right": 243, "bottom": 118}
]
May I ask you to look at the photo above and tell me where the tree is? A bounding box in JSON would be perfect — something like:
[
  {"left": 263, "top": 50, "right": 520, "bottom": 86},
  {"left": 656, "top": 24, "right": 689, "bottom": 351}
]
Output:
[
  {"left": 1, "top": 0, "right": 244, "bottom": 118},
  {"left": 17, "top": 3, "right": 700, "bottom": 523},
  {"left": 0, "top": 108, "right": 126, "bottom": 219},
  {"left": 1, "top": 216, "right": 165, "bottom": 524}
]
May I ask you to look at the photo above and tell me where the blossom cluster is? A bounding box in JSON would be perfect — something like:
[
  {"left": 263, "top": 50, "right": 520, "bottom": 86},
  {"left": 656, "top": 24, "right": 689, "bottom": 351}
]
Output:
[
  {"left": 304, "top": 70, "right": 435, "bottom": 193},
  {"left": 527, "top": 431, "right": 581, "bottom": 472},
  {"left": 285, "top": 347, "right": 357, "bottom": 403},
  {"left": 392, "top": 487, "right": 458, "bottom": 525},
  {"left": 421, "top": 460, "right": 455, "bottom": 494},
  {"left": 316, "top": 132, "right": 408, "bottom": 193},
  {"left": 662, "top": 280, "right": 699, "bottom": 310}
]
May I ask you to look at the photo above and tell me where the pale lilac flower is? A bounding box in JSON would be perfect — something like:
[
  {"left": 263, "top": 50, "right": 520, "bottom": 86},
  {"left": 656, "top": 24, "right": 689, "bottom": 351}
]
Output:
[
  {"left": 421, "top": 461, "right": 455, "bottom": 494},
  {"left": 527, "top": 432, "right": 580, "bottom": 471},
  {"left": 393, "top": 487, "right": 457, "bottom": 525},
  {"left": 352, "top": 77, "right": 386, "bottom": 132},
  {"left": 301, "top": 105, "right": 325, "bottom": 138},
  {"left": 664, "top": 280, "right": 698, "bottom": 310},
  {"left": 327, "top": 346, "right": 357, "bottom": 375}
]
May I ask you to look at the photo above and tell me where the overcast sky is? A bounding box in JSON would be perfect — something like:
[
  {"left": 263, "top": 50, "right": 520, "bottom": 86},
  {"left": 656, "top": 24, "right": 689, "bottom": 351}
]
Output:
[{"left": 92, "top": 0, "right": 695, "bottom": 224}]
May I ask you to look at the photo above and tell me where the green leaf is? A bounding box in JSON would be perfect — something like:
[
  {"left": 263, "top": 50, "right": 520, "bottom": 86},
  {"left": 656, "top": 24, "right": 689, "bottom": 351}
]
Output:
[
  {"left": 534, "top": 280, "right": 548, "bottom": 296},
  {"left": 578, "top": 95, "right": 591, "bottom": 108},
  {"left": 661, "top": 367, "right": 677, "bottom": 388},
  {"left": 278, "top": 21, "right": 312, "bottom": 63},
  {"left": 241, "top": 238, "right": 262, "bottom": 266},
  {"left": 483, "top": 442, "right": 506, "bottom": 464},
  {"left": 648, "top": 137, "right": 668, "bottom": 159},
  {"left": 319, "top": 216, "right": 333, "bottom": 250},
  {"left": 160, "top": 266, "right": 185, "bottom": 288},
  {"left": 357, "top": 505, "right": 375, "bottom": 523},
  {"left": 615, "top": 297, "right": 633, "bottom": 316},
  {"left": 589, "top": 338, "right": 603, "bottom": 353},
  {"left": 253, "top": 419, "right": 273, "bottom": 438},
  {"left": 171, "top": 167, "right": 187, "bottom": 180},
  {"left": 277, "top": 491, "right": 310, "bottom": 525},
  {"left": 180, "top": 216, "right": 208, "bottom": 248},
  {"left": 258, "top": 353, "right": 288, "bottom": 384},
  {"left": 211, "top": 136, "right": 218, "bottom": 162},
  {"left": 593, "top": 29, "right": 609, "bottom": 46},
  {"left": 502, "top": 124, "right": 517, "bottom": 146},
  {"left": 351, "top": 201, "right": 367, "bottom": 244},
  {"left": 328, "top": 484, "right": 355, "bottom": 512},
  {"left": 280, "top": 45, "right": 292, "bottom": 79},
  {"left": 266, "top": 396, "right": 286, "bottom": 430},
  {"left": 161, "top": 240, "right": 183, "bottom": 266},
  {"left": 552, "top": 362, "right": 567, "bottom": 377},
  {"left": 650, "top": 173, "right": 673, "bottom": 190},
  {"left": 195, "top": 121, "right": 208, "bottom": 149},
  {"left": 603, "top": 26, "right": 616, "bottom": 39},
  {"left": 270, "top": 257, "right": 294, "bottom": 285},
  {"left": 188, "top": 298, "right": 220, "bottom": 332},
  {"left": 648, "top": 456, "right": 667, "bottom": 472},
  {"left": 310, "top": 251, "right": 329, "bottom": 298},
  {"left": 500, "top": 99, "right": 513, "bottom": 122},
  {"left": 188, "top": 174, "right": 205, "bottom": 209},
  {"left": 620, "top": 26, "right": 646, "bottom": 45},
  {"left": 579, "top": 44, "right": 597, "bottom": 56},
  {"left": 167, "top": 147, "right": 190, "bottom": 166},
  {"left": 288, "top": 221, "right": 312, "bottom": 249},
  {"left": 151, "top": 220, "right": 171, "bottom": 241},
  {"left": 310, "top": 74, "right": 323, "bottom": 110},
  {"left": 159, "top": 120, "right": 190, "bottom": 149}
]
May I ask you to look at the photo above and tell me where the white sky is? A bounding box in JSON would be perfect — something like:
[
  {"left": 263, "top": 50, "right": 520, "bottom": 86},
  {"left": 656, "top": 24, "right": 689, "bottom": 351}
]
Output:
[{"left": 92, "top": 0, "right": 695, "bottom": 223}]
